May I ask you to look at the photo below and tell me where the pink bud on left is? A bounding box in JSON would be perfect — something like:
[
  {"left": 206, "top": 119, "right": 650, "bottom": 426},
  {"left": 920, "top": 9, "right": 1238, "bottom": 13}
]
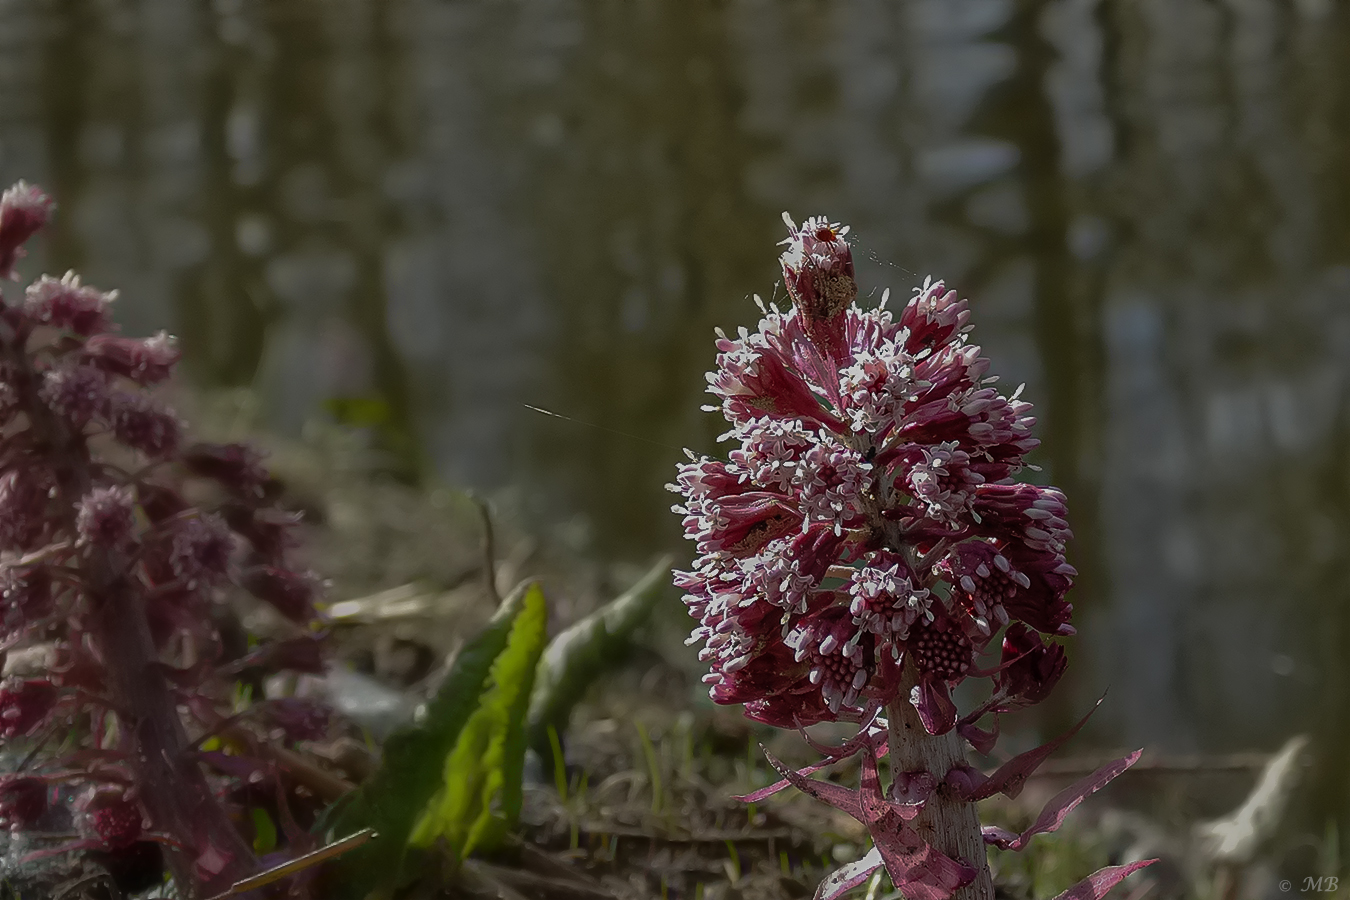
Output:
[
  {"left": 779, "top": 215, "right": 855, "bottom": 361},
  {"left": 24, "top": 272, "right": 115, "bottom": 335},
  {"left": 0, "top": 182, "right": 53, "bottom": 280}
]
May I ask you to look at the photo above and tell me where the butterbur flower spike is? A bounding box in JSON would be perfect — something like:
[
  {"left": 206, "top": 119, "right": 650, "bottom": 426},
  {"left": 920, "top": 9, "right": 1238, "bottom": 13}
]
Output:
[
  {"left": 674, "top": 217, "right": 1154, "bottom": 899},
  {"left": 0, "top": 181, "right": 331, "bottom": 899}
]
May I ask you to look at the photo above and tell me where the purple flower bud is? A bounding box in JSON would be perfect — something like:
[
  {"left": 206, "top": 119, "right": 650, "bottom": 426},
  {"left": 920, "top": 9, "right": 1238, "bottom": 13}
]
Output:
[
  {"left": 167, "top": 513, "right": 235, "bottom": 586},
  {"left": 181, "top": 442, "right": 268, "bottom": 497},
  {"left": 75, "top": 484, "right": 138, "bottom": 549},
  {"left": 784, "top": 605, "right": 874, "bottom": 715},
  {"left": 996, "top": 545, "right": 1076, "bottom": 637},
  {"left": 848, "top": 551, "right": 929, "bottom": 640},
  {"left": 783, "top": 525, "right": 846, "bottom": 586},
  {"left": 107, "top": 391, "right": 181, "bottom": 458},
  {"left": 239, "top": 565, "right": 319, "bottom": 622},
  {"left": 908, "top": 617, "right": 974, "bottom": 683},
  {"left": 695, "top": 490, "right": 801, "bottom": 555},
  {"left": 779, "top": 215, "right": 855, "bottom": 361},
  {"left": 703, "top": 638, "right": 802, "bottom": 709},
  {"left": 899, "top": 279, "right": 971, "bottom": 355},
  {"left": 39, "top": 362, "right": 110, "bottom": 426},
  {"left": 0, "top": 181, "right": 53, "bottom": 281},
  {"left": 77, "top": 788, "right": 145, "bottom": 849},
  {"left": 971, "top": 484, "right": 1072, "bottom": 552},
  {"left": 0, "top": 678, "right": 57, "bottom": 738},
  {"left": 709, "top": 337, "right": 847, "bottom": 429},
  {"left": 24, "top": 272, "right": 115, "bottom": 335},
  {"left": 83, "top": 331, "right": 179, "bottom": 385},
  {"left": 997, "top": 624, "right": 1067, "bottom": 709}
]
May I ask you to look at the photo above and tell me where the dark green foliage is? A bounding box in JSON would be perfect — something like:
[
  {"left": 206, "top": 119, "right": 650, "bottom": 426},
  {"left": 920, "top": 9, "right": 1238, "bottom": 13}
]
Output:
[
  {"left": 315, "top": 558, "right": 674, "bottom": 899},
  {"left": 525, "top": 556, "right": 673, "bottom": 764}
]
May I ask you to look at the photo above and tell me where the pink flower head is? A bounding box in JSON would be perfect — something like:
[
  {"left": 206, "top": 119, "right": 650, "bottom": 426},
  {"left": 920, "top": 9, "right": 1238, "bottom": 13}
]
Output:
[
  {"left": 39, "top": 361, "right": 110, "bottom": 426},
  {"left": 847, "top": 551, "right": 930, "bottom": 640},
  {"left": 995, "top": 623, "right": 1068, "bottom": 711},
  {"left": 0, "top": 181, "right": 53, "bottom": 280},
  {"left": 673, "top": 221, "right": 1076, "bottom": 731},
  {"left": 165, "top": 513, "right": 235, "bottom": 587},
  {"left": 108, "top": 390, "right": 182, "bottom": 458},
  {"left": 77, "top": 786, "right": 145, "bottom": 849},
  {"left": 83, "top": 331, "right": 180, "bottom": 385},
  {"left": 76, "top": 484, "right": 139, "bottom": 549},
  {"left": 25, "top": 271, "right": 116, "bottom": 335}
]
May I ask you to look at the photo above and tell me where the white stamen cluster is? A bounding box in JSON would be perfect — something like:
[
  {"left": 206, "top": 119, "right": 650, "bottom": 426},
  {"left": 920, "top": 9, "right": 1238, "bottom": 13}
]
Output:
[{"left": 848, "top": 557, "right": 932, "bottom": 641}]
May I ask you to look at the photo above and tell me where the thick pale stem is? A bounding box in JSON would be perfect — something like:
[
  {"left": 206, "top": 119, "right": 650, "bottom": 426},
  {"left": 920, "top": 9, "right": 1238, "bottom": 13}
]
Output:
[
  {"left": 887, "top": 677, "right": 993, "bottom": 900},
  {"left": 868, "top": 457, "right": 991, "bottom": 899}
]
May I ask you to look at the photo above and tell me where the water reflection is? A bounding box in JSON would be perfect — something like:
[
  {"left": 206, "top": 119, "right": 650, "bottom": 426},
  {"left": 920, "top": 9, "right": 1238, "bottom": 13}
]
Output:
[{"left": 2, "top": 0, "right": 1349, "bottom": 813}]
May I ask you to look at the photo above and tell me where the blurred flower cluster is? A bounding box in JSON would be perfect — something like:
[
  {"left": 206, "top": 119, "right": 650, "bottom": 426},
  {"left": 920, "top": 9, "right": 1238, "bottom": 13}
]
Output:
[
  {"left": 0, "top": 181, "right": 328, "bottom": 896},
  {"left": 673, "top": 215, "right": 1074, "bottom": 736}
]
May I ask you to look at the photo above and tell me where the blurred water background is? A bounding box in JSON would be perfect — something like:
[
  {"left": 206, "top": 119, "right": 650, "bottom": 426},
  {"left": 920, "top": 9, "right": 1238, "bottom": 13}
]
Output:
[{"left": 1, "top": 0, "right": 1348, "bottom": 820}]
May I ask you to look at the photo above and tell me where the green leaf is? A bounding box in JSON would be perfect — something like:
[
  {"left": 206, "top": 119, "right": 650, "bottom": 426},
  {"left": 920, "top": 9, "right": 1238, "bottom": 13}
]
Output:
[
  {"left": 314, "top": 581, "right": 542, "bottom": 900},
  {"left": 250, "top": 807, "right": 277, "bottom": 854},
  {"left": 410, "top": 581, "right": 549, "bottom": 861},
  {"left": 322, "top": 395, "right": 392, "bottom": 428},
  {"left": 526, "top": 556, "right": 672, "bottom": 763}
]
